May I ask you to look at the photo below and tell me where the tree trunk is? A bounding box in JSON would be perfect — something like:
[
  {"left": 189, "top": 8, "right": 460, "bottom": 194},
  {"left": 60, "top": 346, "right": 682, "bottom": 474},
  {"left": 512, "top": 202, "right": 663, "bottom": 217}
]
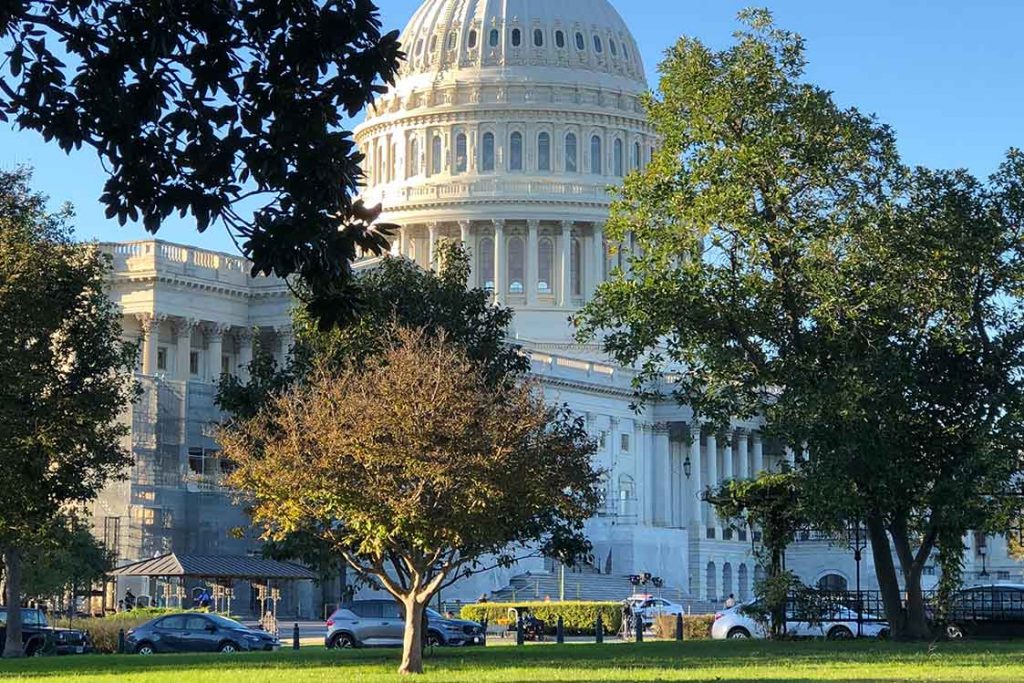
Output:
[
  {"left": 890, "top": 523, "right": 934, "bottom": 640},
  {"left": 866, "top": 515, "right": 907, "bottom": 639},
  {"left": 398, "top": 598, "right": 426, "bottom": 675},
  {"left": 2, "top": 547, "right": 25, "bottom": 658}
]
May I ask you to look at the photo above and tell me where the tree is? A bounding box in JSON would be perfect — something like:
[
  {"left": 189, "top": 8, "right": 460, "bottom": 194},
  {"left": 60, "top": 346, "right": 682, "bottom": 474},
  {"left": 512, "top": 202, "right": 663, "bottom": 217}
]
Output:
[
  {"left": 220, "top": 326, "right": 601, "bottom": 675},
  {"left": 576, "top": 9, "right": 1024, "bottom": 640},
  {"left": 0, "top": 169, "right": 138, "bottom": 657},
  {"left": 17, "top": 514, "right": 114, "bottom": 607},
  {"left": 0, "top": 1, "right": 403, "bottom": 328}
]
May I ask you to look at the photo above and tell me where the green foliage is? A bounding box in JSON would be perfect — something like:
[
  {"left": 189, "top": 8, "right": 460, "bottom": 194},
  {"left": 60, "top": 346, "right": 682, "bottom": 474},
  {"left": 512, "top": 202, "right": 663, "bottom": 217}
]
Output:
[
  {"left": 459, "top": 602, "right": 623, "bottom": 636},
  {"left": 651, "top": 614, "right": 715, "bottom": 640},
  {"left": 55, "top": 610, "right": 189, "bottom": 654},
  {"left": 0, "top": 2, "right": 405, "bottom": 329},
  {"left": 20, "top": 515, "right": 114, "bottom": 601},
  {"left": 576, "top": 8, "right": 1024, "bottom": 640}
]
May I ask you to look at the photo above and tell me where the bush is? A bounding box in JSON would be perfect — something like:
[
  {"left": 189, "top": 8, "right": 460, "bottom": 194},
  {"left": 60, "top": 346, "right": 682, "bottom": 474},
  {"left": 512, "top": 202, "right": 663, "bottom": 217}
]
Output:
[
  {"left": 52, "top": 609, "right": 190, "bottom": 653},
  {"left": 460, "top": 602, "right": 622, "bottom": 636},
  {"left": 652, "top": 614, "right": 714, "bottom": 640}
]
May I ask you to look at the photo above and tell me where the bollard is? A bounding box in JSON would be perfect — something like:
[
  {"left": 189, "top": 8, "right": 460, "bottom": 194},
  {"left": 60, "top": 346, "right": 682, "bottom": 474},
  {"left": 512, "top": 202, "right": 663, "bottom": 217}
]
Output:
[
  {"left": 635, "top": 613, "right": 644, "bottom": 643},
  {"left": 516, "top": 614, "right": 525, "bottom": 646},
  {"left": 556, "top": 616, "right": 564, "bottom": 644},
  {"left": 595, "top": 614, "right": 604, "bottom": 644},
  {"left": 117, "top": 628, "right": 126, "bottom": 655},
  {"left": 481, "top": 617, "right": 488, "bottom": 646},
  {"left": 675, "top": 613, "right": 684, "bottom": 641},
  {"left": 292, "top": 623, "right": 300, "bottom": 650}
]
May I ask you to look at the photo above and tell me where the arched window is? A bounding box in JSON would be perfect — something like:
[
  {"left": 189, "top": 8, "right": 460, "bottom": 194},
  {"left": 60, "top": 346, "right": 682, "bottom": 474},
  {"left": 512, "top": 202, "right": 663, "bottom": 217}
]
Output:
[
  {"left": 537, "top": 132, "right": 551, "bottom": 172},
  {"left": 454, "top": 133, "right": 467, "bottom": 174},
  {"left": 590, "top": 135, "right": 603, "bottom": 175},
  {"left": 509, "top": 132, "right": 523, "bottom": 171},
  {"left": 610, "top": 39, "right": 618, "bottom": 56},
  {"left": 480, "top": 132, "right": 495, "bottom": 172},
  {"left": 555, "top": 30, "right": 566, "bottom": 49},
  {"left": 575, "top": 32, "right": 585, "bottom": 51},
  {"left": 633, "top": 141, "right": 641, "bottom": 171},
  {"left": 430, "top": 135, "right": 442, "bottom": 175},
  {"left": 593, "top": 35, "right": 603, "bottom": 53},
  {"left": 613, "top": 138, "right": 624, "bottom": 176},
  {"left": 429, "top": 35, "right": 437, "bottom": 52},
  {"left": 511, "top": 28, "right": 522, "bottom": 47},
  {"left": 374, "top": 144, "right": 382, "bottom": 184},
  {"left": 447, "top": 32, "right": 457, "bottom": 50},
  {"left": 408, "top": 137, "right": 419, "bottom": 178},
  {"left": 738, "top": 564, "right": 750, "bottom": 601},
  {"left": 533, "top": 29, "right": 544, "bottom": 47},
  {"left": 390, "top": 142, "right": 398, "bottom": 181},
  {"left": 565, "top": 133, "right": 578, "bottom": 173},
  {"left": 817, "top": 574, "right": 849, "bottom": 592},
  {"left": 415, "top": 39, "right": 423, "bottom": 56},
  {"left": 508, "top": 237, "right": 525, "bottom": 293},
  {"left": 723, "top": 563, "right": 734, "bottom": 599},
  {"left": 622, "top": 43, "right": 630, "bottom": 60},
  {"left": 571, "top": 238, "right": 582, "bottom": 297},
  {"left": 538, "top": 238, "right": 554, "bottom": 294},
  {"left": 489, "top": 29, "right": 499, "bottom": 47},
  {"left": 706, "top": 562, "right": 718, "bottom": 602},
  {"left": 478, "top": 237, "right": 495, "bottom": 291},
  {"left": 467, "top": 30, "right": 478, "bottom": 49}
]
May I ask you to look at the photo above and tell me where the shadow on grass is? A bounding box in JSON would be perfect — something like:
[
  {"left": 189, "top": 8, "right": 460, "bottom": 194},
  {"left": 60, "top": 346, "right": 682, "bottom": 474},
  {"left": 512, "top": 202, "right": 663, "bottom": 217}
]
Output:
[{"left": 0, "top": 638, "right": 1019, "bottom": 680}]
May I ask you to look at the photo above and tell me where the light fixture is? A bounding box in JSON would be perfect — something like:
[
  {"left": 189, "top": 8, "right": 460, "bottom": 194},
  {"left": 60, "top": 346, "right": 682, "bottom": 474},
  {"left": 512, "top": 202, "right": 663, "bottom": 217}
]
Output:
[{"left": 683, "top": 456, "right": 692, "bottom": 479}]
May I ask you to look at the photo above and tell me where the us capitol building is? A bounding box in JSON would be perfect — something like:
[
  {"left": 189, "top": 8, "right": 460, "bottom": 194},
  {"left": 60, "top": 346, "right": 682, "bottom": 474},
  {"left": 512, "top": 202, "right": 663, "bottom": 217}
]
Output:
[{"left": 93, "top": 0, "right": 1013, "bottom": 615}]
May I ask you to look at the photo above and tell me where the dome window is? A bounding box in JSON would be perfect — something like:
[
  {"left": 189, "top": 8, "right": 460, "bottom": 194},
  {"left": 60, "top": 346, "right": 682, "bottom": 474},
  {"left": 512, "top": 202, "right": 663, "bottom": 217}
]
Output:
[
  {"left": 479, "top": 238, "right": 495, "bottom": 292},
  {"left": 593, "top": 35, "right": 603, "bottom": 54},
  {"left": 533, "top": 29, "right": 544, "bottom": 47},
  {"left": 591, "top": 136, "right": 603, "bottom": 175},
  {"left": 429, "top": 35, "right": 437, "bottom": 52},
  {"left": 633, "top": 141, "right": 642, "bottom": 171},
  {"left": 447, "top": 32, "right": 457, "bottom": 50},
  {"left": 575, "top": 32, "right": 585, "bottom": 51},
  {"left": 538, "top": 238, "right": 554, "bottom": 294},
  {"left": 431, "top": 135, "right": 442, "bottom": 175},
  {"left": 509, "top": 132, "right": 524, "bottom": 171},
  {"left": 555, "top": 31, "right": 566, "bottom": 49},
  {"left": 489, "top": 29, "right": 500, "bottom": 47},
  {"left": 622, "top": 43, "right": 630, "bottom": 59},
  {"left": 508, "top": 238, "right": 525, "bottom": 294},
  {"left": 565, "top": 133, "right": 578, "bottom": 173},
  {"left": 610, "top": 39, "right": 618, "bottom": 56},
  {"left": 538, "top": 132, "right": 551, "bottom": 172},
  {"left": 468, "top": 30, "right": 478, "bottom": 49},
  {"left": 481, "top": 132, "right": 495, "bottom": 172},
  {"left": 415, "top": 39, "right": 423, "bottom": 56},
  {"left": 454, "top": 133, "right": 468, "bottom": 174},
  {"left": 407, "top": 138, "right": 419, "bottom": 178},
  {"left": 614, "top": 139, "right": 624, "bottom": 177},
  {"left": 572, "top": 238, "right": 583, "bottom": 297},
  {"left": 511, "top": 28, "right": 522, "bottom": 47}
]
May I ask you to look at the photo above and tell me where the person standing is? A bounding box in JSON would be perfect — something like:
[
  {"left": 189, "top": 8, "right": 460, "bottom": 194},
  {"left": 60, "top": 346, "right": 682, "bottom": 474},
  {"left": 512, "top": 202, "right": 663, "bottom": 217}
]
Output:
[{"left": 724, "top": 594, "right": 736, "bottom": 609}]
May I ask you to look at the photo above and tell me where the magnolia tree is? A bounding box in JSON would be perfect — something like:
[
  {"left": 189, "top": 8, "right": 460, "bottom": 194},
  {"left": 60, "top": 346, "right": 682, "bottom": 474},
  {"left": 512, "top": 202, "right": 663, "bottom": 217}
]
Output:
[{"left": 221, "top": 327, "right": 600, "bottom": 675}]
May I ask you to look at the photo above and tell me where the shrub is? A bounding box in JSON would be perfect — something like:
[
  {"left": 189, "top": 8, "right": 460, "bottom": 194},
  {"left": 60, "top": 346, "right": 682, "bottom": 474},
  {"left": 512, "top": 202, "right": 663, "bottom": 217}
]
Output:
[
  {"left": 460, "top": 602, "right": 622, "bottom": 635},
  {"left": 52, "top": 609, "right": 191, "bottom": 653},
  {"left": 652, "top": 614, "right": 714, "bottom": 640}
]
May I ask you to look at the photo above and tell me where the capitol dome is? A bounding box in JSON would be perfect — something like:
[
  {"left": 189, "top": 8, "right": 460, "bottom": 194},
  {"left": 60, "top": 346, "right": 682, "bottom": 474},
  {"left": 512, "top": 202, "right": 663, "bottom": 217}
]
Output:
[{"left": 355, "top": 0, "right": 654, "bottom": 342}]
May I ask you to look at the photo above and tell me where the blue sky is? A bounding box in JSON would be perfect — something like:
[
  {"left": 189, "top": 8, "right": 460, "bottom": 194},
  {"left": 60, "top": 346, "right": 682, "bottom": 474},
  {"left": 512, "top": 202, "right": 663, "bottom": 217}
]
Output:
[{"left": 2, "top": 0, "right": 1022, "bottom": 254}]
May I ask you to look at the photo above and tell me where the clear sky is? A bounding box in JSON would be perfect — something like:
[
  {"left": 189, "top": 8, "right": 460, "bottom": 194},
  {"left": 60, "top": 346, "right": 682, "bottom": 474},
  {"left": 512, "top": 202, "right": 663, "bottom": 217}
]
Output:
[{"left": 1, "top": 0, "right": 1021, "bottom": 255}]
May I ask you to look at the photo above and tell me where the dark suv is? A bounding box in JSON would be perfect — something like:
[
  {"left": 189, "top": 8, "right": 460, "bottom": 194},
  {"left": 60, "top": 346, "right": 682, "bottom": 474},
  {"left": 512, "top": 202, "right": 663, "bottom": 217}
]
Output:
[
  {"left": 0, "top": 607, "right": 92, "bottom": 656},
  {"left": 942, "top": 584, "right": 1024, "bottom": 639}
]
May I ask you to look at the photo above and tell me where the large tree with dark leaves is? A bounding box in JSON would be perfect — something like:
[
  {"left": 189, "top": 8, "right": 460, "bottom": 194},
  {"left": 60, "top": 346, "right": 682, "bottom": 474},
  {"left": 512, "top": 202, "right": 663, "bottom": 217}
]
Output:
[{"left": 0, "top": 1, "right": 403, "bottom": 327}]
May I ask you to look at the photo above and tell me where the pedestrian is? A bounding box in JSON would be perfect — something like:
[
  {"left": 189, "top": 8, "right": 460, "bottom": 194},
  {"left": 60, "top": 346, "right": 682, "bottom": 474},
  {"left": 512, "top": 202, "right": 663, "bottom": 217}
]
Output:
[
  {"left": 621, "top": 601, "right": 633, "bottom": 638},
  {"left": 124, "top": 589, "right": 136, "bottom": 610},
  {"left": 197, "top": 588, "right": 212, "bottom": 610},
  {"left": 478, "top": 594, "right": 489, "bottom": 604},
  {"left": 725, "top": 593, "right": 736, "bottom": 609}
]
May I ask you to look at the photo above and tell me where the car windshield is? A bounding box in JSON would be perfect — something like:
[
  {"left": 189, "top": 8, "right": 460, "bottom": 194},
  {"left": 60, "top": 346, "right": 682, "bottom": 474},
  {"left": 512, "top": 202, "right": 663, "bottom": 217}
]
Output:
[
  {"left": 207, "top": 614, "right": 247, "bottom": 630},
  {"left": 0, "top": 609, "right": 46, "bottom": 627},
  {"left": 425, "top": 608, "right": 444, "bottom": 619}
]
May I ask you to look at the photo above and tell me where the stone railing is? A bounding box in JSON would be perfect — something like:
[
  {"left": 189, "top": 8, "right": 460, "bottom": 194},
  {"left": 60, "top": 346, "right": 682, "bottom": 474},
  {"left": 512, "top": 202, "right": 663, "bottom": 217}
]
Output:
[
  {"left": 98, "top": 240, "right": 285, "bottom": 290},
  {"left": 528, "top": 350, "right": 626, "bottom": 385},
  {"left": 362, "top": 176, "right": 615, "bottom": 208}
]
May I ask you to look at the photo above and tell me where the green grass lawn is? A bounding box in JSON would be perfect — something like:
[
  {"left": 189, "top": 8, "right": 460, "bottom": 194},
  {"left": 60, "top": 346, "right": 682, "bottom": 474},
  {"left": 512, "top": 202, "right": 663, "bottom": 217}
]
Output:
[{"left": 2, "top": 640, "right": 1023, "bottom": 682}]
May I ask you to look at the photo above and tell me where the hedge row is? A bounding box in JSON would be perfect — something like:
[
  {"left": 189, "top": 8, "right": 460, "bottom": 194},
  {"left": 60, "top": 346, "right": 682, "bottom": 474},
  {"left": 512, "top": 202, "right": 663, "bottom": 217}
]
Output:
[
  {"left": 460, "top": 602, "right": 623, "bottom": 635},
  {"left": 652, "top": 614, "right": 715, "bottom": 640}
]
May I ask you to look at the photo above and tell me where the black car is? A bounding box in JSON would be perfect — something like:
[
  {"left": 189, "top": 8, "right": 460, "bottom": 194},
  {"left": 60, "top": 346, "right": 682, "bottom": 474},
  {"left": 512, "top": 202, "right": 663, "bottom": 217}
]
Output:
[
  {"left": 942, "top": 584, "right": 1024, "bottom": 639},
  {"left": 126, "top": 612, "right": 280, "bottom": 655},
  {"left": 0, "top": 607, "right": 92, "bottom": 656}
]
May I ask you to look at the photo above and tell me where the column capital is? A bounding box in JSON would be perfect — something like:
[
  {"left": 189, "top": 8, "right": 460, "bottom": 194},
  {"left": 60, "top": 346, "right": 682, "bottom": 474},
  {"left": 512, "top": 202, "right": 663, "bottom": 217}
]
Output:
[
  {"left": 233, "top": 327, "right": 256, "bottom": 345},
  {"left": 493, "top": 219, "right": 506, "bottom": 232},
  {"left": 457, "top": 219, "right": 472, "bottom": 230},
  {"left": 751, "top": 431, "right": 763, "bottom": 444},
  {"left": 427, "top": 221, "right": 440, "bottom": 233},
  {"left": 689, "top": 422, "right": 703, "bottom": 437},
  {"left": 527, "top": 218, "right": 541, "bottom": 230},
  {"left": 134, "top": 312, "right": 165, "bottom": 333},
  {"left": 172, "top": 317, "right": 199, "bottom": 337},
  {"left": 203, "top": 322, "right": 232, "bottom": 342},
  {"left": 560, "top": 219, "right": 573, "bottom": 233},
  {"left": 652, "top": 421, "right": 671, "bottom": 434}
]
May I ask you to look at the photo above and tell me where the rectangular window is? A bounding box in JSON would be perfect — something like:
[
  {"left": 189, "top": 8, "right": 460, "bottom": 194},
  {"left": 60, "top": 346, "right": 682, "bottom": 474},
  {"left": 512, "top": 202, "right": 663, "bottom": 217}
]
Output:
[
  {"left": 188, "top": 447, "right": 204, "bottom": 475},
  {"left": 723, "top": 528, "right": 733, "bottom": 541},
  {"left": 620, "top": 433, "right": 630, "bottom": 453},
  {"left": 221, "top": 355, "right": 230, "bottom": 374},
  {"left": 705, "top": 527, "right": 716, "bottom": 540},
  {"left": 598, "top": 431, "right": 607, "bottom": 449},
  {"left": 189, "top": 351, "right": 200, "bottom": 375},
  {"left": 156, "top": 347, "right": 167, "bottom": 371}
]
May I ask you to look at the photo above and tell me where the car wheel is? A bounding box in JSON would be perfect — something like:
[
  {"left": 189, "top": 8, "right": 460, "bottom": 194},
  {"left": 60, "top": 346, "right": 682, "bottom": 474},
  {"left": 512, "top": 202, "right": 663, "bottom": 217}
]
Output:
[
  {"left": 330, "top": 633, "right": 355, "bottom": 649},
  {"left": 25, "top": 641, "right": 43, "bottom": 657},
  {"left": 727, "top": 627, "right": 751, "bottom": 639},
  {"left": 947, "top": 624, "right": 964, "bottom": 640},
  {"left": 426, "top": 631, "right": 445, "bottom": 647},
  {"left": 218, "top": 641, "right": 239, "bottom": 654},
  {"left": 828, "top": 626, "right": 854, "bottom": 640},
  {"left": 877, "top": 628, "right": 890, "bottom": 640},
  {"left": 136, "top": 642, "right": 156, "bottom": 656}
]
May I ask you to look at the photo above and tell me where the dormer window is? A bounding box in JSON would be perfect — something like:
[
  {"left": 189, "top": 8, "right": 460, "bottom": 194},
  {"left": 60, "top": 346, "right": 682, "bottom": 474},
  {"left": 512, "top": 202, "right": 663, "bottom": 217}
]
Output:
[
  {"left": 468, "top": 30, "right": 478, "bottom": 49},
  {"left": 575, "top": 32, "right": 585, "bottom": 51},
  {"left": 594, "top": 35, "right": 603, "bottom": 53},
  {"left": 511, "top": 28, "right": 522, "bottom": 47},
  {"left": 489, "top": 29, "right": 499, "bottom": 47},
  {"left": 533, "top": 29, "right": 544, "bottom": 47},
  {"left": 429, "top": 35, "right": 437, "bottom": 52},
  {"left": 415, "top": 39, "right": 423, "bottom": 55},
  {"left": 610, "top": 39, "right": 618, "bottom": 56},
  {"left": 555, "top": 30, "right": 566, "bottom": 49},
  {"left": 447, "top": 32, "right": 457, "bottom": 50}
]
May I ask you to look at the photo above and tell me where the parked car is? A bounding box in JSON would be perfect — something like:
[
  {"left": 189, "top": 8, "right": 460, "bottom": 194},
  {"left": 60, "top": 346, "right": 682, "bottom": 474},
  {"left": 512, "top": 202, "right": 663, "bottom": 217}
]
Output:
[
  {"left": 710, "top": 600, "right": 889, "bottom": 640},
  {"left": 942, "top": 584, "right": 1024, "bottom": 639},
  {"left": 325, "top": 600, "right": 484, "bottom": 649},
  {"left": 126, "top": 612, "right": 280, "bottom": 655},
  {"left": 625, "top": 594, "right": 685, "bottom": 627},
  {"left": 0, "top": 607, "right": 92, "bottom": 656}
]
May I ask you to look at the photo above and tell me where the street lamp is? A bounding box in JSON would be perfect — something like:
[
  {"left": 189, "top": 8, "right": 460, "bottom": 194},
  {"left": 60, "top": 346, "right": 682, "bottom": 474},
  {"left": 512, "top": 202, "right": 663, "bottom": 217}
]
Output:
[
  {"left": 980, "top": 545, "right": 989, "bottom": 578},
  {"left": 849, "top": 522, "right": 868, "bottom": 638},
  {"left": 683, "top": 456, "right": 692, "bottom": 479}
]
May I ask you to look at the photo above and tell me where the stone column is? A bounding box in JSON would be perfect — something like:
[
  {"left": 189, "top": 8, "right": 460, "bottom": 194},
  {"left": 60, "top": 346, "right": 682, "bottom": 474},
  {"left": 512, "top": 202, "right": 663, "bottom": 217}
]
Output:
[
  {"left": 428, "top": 222, "right": 439, "bottom": 269},
  {"left": 276, "top": 326, "right": 294, "bottom": 368},
  {"left": 722, "top": 429, "right": 734, "bottom": 482},
  {"left": 752, "top": 434, "right": 764, "bottom": 474},
  {"left": 591, "top": 223, "right": 605, "bottom": 298},
  {"left": 493, "top": 220, "right": 506, "bottom": 304},
  {"left": 204, "top": 323, "right": 227, "bottom": 381},
  {"left": 640, "top": 424, "right": 656, "bottom": 526},
  {"left": 785, "top": 446, "right": 796, "bottom": 467},
  {"left": 526, "top": 219, "right": 539, "bottom": 306},
  {"left": 173, "top": 318, "right": 198, "bottom": 381},
  {"left": 136, "top": 313, "right": 160, "bottom": 376},
  {"left": 559, "top": 220, "right": 572, "bottom": 307},
  {"left": 235, "top": 328, "right": 254, "bottom": 382},
  {"left": 459, "top": 221, "right": 474, "bottom": 287},
  {"left": 398, "top": 227, "right": 408, "bottom": 259},
  {"left": 655, "top": 424, "right": 672, "bottom": 526},
  {"left": 689, "top": 425, "right": 703, "bottom": 527},
  {"left": 737, "top": 429, "right": 750, "bottom": 480},
  {"left": 706, "top": 432, "right": 718, "bottom": 533}
]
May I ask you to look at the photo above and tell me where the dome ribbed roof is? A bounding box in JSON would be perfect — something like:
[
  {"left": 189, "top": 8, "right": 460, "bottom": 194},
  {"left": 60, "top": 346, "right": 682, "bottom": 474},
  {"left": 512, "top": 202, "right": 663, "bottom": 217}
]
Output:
[{"left": 395, "top": 0, "right": 646, "bottom": 92}]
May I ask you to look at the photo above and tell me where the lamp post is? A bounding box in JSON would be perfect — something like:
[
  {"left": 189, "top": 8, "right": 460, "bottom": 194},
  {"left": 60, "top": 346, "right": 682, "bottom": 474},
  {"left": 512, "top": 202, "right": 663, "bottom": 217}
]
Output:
[
  {"left": 979, "top": 545, "right": 989, "bottom": 579},
  {"left": 683, "top": 456, "right": 692, "bottom": 479},
  {"left": 850, "top": 521, "right": 867, "bottom": 638}
]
